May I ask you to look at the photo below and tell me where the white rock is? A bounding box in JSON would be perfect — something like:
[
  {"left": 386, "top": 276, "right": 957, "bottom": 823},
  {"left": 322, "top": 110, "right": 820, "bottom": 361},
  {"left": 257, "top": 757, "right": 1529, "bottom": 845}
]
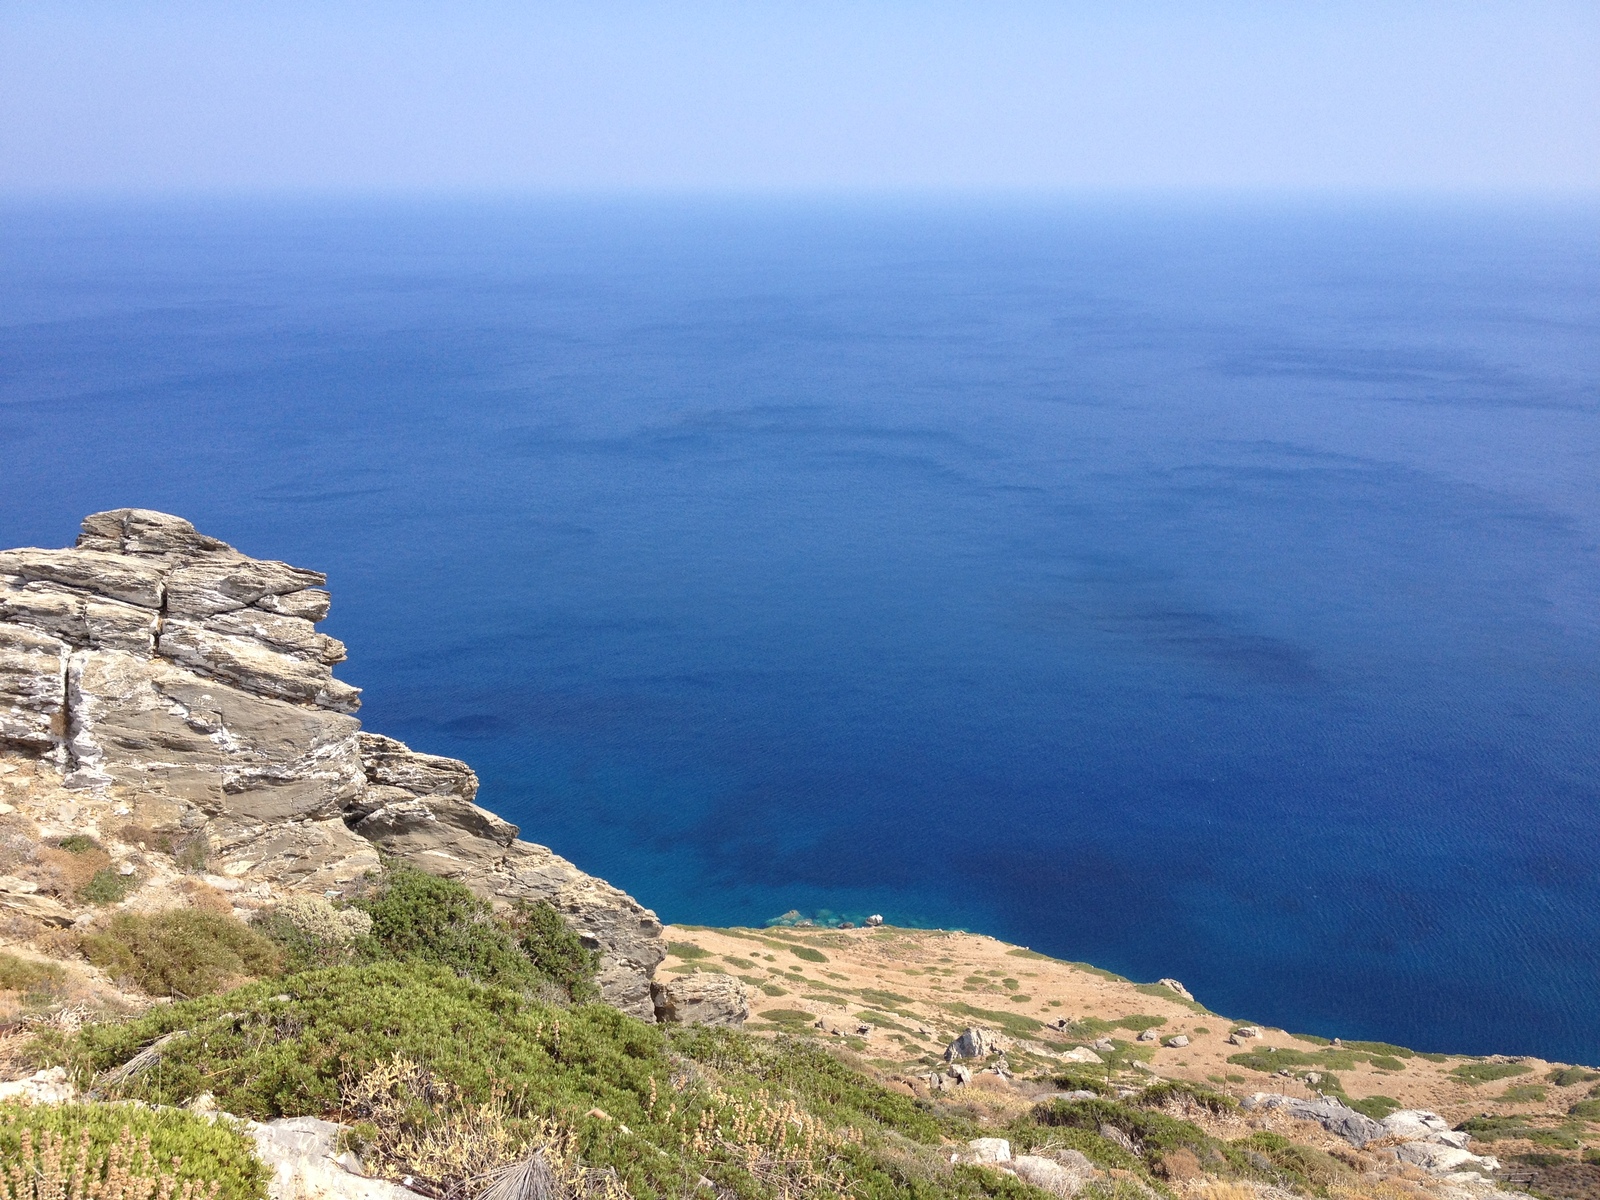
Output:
[
  {"left": 864, "top": 914, "right": 884, "bottom": 926},
  {"left": 1063, "top": 1046, "right": 1103, "bottom": 1064},
  {"left": 1137, "top": 1028, "right": 1158, "bottom": 1042},
  {"left": 1157, "top": 978, "right": 1194, "bottom": 1001},
  {"left": 1394, "top": 1142, "right": 1499, "bottom": 1175},
  {"left": 248, "top": 1116, "right": 422, "bottom": 1200},
  {"left": 1091, "top": 1037, "right": 1116, "bottom": 1052},
  {"left": 966, "top": 1138, "right": 1011, "bottom": 1164},
  {"left": 946, "top": 1027, "right": 1009, "bottom": 1060},
  {"left": 0, "top": 1066, "right": 76, "bottom": 1104},
  {"left": 1165, "top": 1034, "right": 1190, "bottom": 1048},
  {"left": 1014, "top": 1151, "right": 1101, "bottom": 1198},
  {"left": 1380, "top": 1110, "right": 1451, "bottom": 1139}
]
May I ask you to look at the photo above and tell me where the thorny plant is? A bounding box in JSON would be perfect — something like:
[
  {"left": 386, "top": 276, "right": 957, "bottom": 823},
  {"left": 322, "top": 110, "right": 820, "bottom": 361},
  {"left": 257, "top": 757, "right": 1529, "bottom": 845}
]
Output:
[
  {"left": 339, "top": 1055, "right": 628, "bottom": 1200},
  {"left": 0, "top": 1126, "right": 222, "bottom": 1200}
]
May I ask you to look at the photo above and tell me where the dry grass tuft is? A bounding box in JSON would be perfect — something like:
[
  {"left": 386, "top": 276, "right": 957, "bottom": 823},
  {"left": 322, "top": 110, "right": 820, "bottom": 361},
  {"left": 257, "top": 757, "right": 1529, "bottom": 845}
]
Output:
[{"left": 0, "top": 1124, "right": 222, "bottom": 1200}]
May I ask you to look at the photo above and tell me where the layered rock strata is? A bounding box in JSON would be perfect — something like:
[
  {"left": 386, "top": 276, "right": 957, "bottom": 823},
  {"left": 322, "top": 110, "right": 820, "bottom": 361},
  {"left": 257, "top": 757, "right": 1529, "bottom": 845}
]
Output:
[{"left": 0, "top": 509, "right": 664, "bottom": 1018}]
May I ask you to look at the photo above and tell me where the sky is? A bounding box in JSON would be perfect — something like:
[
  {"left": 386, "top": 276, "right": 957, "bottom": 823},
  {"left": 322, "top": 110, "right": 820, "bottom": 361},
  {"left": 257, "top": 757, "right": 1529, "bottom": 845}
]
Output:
[{"left": 1, "top": 1, "right": 1597, "bottom": 195}]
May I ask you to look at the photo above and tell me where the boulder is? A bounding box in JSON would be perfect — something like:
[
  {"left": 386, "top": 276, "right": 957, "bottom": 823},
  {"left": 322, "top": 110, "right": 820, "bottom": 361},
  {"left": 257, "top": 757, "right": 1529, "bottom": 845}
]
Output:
[
  {"left": 965, "top": 1138, "right": 1011, "bottom": 1164},
  {"left": 1137, "top": 1028, "right": 1158, "bottom": 1042},
  {"left": 0, "top": 1066, "right": 75, "bottom": 1104},
  {"left": 1164, "top": 1034, "right": 1190, "bottom": 1048},
  {"left": 652, "top": 972, "right": 750, "bottom": 1027},
  {"left": 248, "top": 1116, "right": 423, "bottom": 1200},
  {"left": 1394, "top": 1142, "right": 1499, "bottom": 1175},
  {"left": 1156, "top": 978, "right": 1194, "bottom": 1002},
  {"left": 1063, "top": 1046, "right": 1103, "bottom": 1064},
  {"left": 1013, "top": 1151, "right": 1100, "bottom": 1198},
  {"left": 946, "top": 1027, "right": 1009, "bottom": 1060},
  {"left": 1241, "top": 1094, "right": 1385, "bottom": 1147}
]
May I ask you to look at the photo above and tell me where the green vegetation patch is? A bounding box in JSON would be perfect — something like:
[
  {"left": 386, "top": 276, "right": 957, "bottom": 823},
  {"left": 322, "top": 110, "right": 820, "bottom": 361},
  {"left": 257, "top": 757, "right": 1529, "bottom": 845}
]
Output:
[
  {"left": 1343, "top": 1040, "right": 1415, "bottom": 1058},
  {"left": 78, "top": 869, "right": 139, "bottom": 905},
  {"left": 1499, "top": 1085, "right": 1549, "bottom": 1104},
  {"left": 0, "top": 952, "right": 66, "bottom": 999},
  {"left": 1346, "top": 1095, "right": 1402, "bottom": 1120},
  {"left": 1452, "top": 1061, "right": 1534, "bottom": 1085},
  {"left": 80, "top": 911, "right": 283, "bottom": 998},
  {"left": 0, "top": 1100, "right": 268, "bottom": 1200},
  {"left": 56, "top": 835, "right": 100, "bottom": 854},
  {"left": 1133, "top": 983, "right": 1209, "bottom": 1014},
  {"left": 45, "top": 960, "right": 1045, "bottom": 1200},
  {"left": 941, "top": 1002, "right": 1043, "bottom": 1038},
  {"left": 1568, "top": 1099, "right": 1600, "bottom": 1119},
  {"left": 667, "top": 941, "right": 711, "bottom": 959},
  {"left": 788, "top": 945, "right": 829, "bottom": 964},
  {"left": 1459, "top": 1115, "right": 1584, "bottom": 1149},
  {"left": 1550, "top": 1068, "right": 1600, "bottom": 1087}
]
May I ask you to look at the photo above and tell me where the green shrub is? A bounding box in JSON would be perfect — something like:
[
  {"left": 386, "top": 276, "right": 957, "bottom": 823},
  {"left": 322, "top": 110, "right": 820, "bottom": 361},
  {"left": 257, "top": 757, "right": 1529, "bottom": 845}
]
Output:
[
  {"left": 355, "top": 865, "right": 545, "bottom": 991},
  {"left": 0, "top": 1100, "right": 268, "bottom": 1200},
  {"left": 1549, "top": 1067, "right": 1600, "bottom": 1087},
  {"left": 789, "top": 945, "right": 828, "bottom": 963},
  {"left": 1460, "top": 1115, "right": 1583, "bottom": 1149},
  {"left": 1136, "top": 1080, "right": 1236, "bottom": 1113},
  {"left": 510, "top": 900, "right": 601, "bottom": 1002},
  {"left": 1347, "top": 1095, "right": 1401, "bottom": 1120},
  {"left": 78, "top": 869, "right": 138, "bottom": 905},
  {"left": 56, "top": 835, "right": 100, "bottom": 854},
  {"left": 1343, "top": 1040, "right": 1415, "bottom": 1058},
  {"left": 0, "top": 952, "right": 66, "bottom": 998},
  {"left": 79, "top": 910, "right": 283, "bottom": 997},
  {"left": 53, "top": 961, "right": 1009, "bottom": 1200},
  {"left": 942, "top": 1002, "right": 1043, "bottom": 1037},
  {"left": 1451, "top": 1061, "right": 1533, "bottom": 1085},
  {"left": 1499, "top": 1085, "right": 1548, "bottom": 1104},
  {"left": 1568, "top": 1099, "right": 1600, "bottom": 1119},
  {"left": 666, "top": 941, "right": 710, "bottom": 958}
]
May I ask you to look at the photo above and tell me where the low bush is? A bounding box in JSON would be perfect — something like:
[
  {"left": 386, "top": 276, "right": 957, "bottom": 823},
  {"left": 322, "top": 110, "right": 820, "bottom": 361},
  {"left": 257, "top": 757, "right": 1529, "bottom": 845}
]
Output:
[
  {"left": 253, "top": 893, "right": 373, "bottom": 971},
  {"left": 1459, "top": 1115, "right": 1583, "bottom": 1149},
  {"left": 49, "top": 962, "right": 1027, "bottom": 1200},
  {"left": 0, "top": 1100, "right": 268, "bottom": 1200},
  {"left": 1499, "top": 1085, "right": 1548, "bottom": 1104},
  {"left": 0, "top": 952, "right": 65, "bottom": 999},
  {"left": 79, "top": 910, "right": 282, "bottom": 998},
  {"left": 1346, "top": 1095, "right": 1401, "bottom": 1120},
  {"left": 1549, "top": 1067, "right": 1600, "bottom": 1088},
  {"left": 1451, "top": 1061, "right": 1533, "bottom": 1085},
  {"left": 510, "top": 900, "right": 601, "bottom": 1002},
  {"left": 78, "top": 869, "right": 138, "bottom": 906}
]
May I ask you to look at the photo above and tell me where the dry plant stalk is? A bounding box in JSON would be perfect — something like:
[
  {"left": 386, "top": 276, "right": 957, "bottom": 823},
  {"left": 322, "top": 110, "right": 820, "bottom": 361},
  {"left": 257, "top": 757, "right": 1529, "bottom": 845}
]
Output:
[
  {"left": 0, "top": 1125, "right": 222, "bottom": 1200},
  {"left": 687, "top": 1086, "right": 863, "bottom": 1197},
  {"left": 342, "top": 1055, "right": 629, "bottom": 1200}
]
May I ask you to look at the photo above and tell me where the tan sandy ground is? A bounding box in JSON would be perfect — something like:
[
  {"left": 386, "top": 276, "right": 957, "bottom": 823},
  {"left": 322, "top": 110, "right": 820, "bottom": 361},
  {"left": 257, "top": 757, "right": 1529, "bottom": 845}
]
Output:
[{"left": 665, "top": 922, "right": 1600, "bottom": 1170}]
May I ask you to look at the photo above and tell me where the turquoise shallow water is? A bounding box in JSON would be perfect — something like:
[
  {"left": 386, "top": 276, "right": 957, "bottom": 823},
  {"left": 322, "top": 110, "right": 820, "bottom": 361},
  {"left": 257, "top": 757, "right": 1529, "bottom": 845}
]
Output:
[{"left": 2, "top": 197, "right": 1598, "bottom": 1059}]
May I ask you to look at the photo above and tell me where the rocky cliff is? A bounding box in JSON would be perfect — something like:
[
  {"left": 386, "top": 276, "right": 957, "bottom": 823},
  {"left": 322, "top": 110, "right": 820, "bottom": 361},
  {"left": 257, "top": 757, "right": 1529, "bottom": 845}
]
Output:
[{"left": 0, "top": 509, "right": 665, "bottom": 1016}]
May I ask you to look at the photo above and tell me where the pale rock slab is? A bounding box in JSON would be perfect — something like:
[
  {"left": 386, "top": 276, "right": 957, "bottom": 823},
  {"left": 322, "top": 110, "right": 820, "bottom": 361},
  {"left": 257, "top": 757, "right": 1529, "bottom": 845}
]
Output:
[
  {"left": 0, "top": 624, "right": 68, "bottom": 750},
  {"left": 652, "top": 972, "right": 751, "bottom": 1026}
]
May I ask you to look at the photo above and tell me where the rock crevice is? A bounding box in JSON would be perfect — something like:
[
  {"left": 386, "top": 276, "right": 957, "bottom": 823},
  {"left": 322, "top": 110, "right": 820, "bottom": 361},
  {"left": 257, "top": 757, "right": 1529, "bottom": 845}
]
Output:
[{"left": 0, "top": 509, "right": 664, "bottom": 1018}]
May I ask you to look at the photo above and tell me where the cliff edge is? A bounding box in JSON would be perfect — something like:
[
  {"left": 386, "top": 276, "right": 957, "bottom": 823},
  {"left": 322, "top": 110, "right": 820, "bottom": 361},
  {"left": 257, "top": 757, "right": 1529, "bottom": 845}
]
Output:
[{"left": 0, "top": 508, "right": 664, "bottom": 1017}]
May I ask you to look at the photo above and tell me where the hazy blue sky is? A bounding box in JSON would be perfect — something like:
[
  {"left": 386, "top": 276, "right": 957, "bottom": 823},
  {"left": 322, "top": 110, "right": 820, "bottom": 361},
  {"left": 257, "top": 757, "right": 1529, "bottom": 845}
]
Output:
[{"left": 2, "top": 1, "right": 1596, "bottom": 194}]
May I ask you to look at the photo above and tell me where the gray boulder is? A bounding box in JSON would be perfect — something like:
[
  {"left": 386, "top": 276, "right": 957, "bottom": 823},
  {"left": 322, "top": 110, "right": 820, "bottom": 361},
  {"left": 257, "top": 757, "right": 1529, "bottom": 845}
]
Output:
[
  {"left": 652, "top": 973, "right": 750, "bottom": 1026},
  {"left": 946, "top": 1026, "right": 1009, "bottom": 1060}
]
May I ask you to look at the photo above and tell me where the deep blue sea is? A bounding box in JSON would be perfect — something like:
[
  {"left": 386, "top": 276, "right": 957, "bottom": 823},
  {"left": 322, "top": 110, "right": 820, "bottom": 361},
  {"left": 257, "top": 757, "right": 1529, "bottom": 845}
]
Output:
[{"left": 3, "top": 197, "right": 1598, "bottom": 1061}]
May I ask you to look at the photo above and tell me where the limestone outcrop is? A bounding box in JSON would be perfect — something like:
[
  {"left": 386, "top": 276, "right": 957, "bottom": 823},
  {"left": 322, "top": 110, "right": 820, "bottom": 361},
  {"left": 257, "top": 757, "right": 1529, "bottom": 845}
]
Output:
[
  {"left": 651, "top": 972, "right": 751, "bottom": 1027},
  {"left": 0, "top": 509, "right": 664, "bottom": 1017}
]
